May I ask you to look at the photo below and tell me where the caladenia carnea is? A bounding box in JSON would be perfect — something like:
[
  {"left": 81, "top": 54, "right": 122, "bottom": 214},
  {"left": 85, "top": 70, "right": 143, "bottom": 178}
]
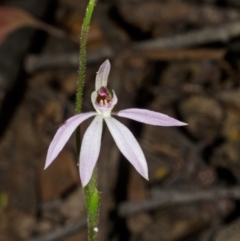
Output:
[
  {"left": 44, "top": 60, "right": 187, "bottom": 240},
  {"left": 44, "top": 59, "right": 187, "bottom": 187},
  {"left": 44, "top": 1, "right": 187, "bottom": 241}
]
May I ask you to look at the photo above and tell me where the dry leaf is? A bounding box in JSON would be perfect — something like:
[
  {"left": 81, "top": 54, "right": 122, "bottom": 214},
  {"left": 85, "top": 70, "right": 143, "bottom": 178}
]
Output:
[{"left": 0, "top": 7, "right": 65, "bottom": 45}]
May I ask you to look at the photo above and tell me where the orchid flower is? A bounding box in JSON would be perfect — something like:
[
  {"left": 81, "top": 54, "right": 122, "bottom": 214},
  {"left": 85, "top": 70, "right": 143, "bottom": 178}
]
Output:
[{"left": 45, "top": 60, "right": 187, "bottom": 187}]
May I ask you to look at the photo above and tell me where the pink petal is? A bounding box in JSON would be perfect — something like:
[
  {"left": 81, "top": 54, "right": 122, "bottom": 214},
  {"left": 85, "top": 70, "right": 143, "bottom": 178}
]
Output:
[
  {"left": 45, "top": 112, "right": 96, "bottom": 169},
  {"left": 113, "top": 108, "right": 187, "bottom": 126},
  {"left": 80, "top": 115, "right": 103, "bottom": 187},
  {"left": 105, "top": 117, "right": 148, "bottom": 180},
  {"left": 95, "top": 59, "right": 111, "bottom": 91},
  {"left": 111, "top": 90, "right": 118, "bottom": 107}
]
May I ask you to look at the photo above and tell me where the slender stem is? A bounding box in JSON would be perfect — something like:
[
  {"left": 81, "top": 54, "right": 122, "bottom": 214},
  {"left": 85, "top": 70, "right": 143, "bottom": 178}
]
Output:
[
  {"left": 76, "top": 0, "right": 97, "bottom": 114},
  {"left": 75, "top": 1, "right": 99, "bottom": 241},
  {"left": 84, "top": 170, "right": 100, "bottom": 241}
]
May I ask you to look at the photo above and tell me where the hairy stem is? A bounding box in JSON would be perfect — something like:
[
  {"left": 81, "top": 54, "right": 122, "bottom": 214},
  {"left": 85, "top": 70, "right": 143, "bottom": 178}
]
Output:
[
  {"left": 84, "top": 170, "right": 100, "bottom": 241},
  {"left": 76, "top": 0, "right": 96, "bottom": 114},
  {"left": 75, "top": 1, "right": 99, "bottom": 241}
]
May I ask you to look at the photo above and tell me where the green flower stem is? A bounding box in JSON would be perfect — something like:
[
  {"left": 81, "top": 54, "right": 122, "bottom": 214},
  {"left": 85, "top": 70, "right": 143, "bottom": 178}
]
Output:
[
  {"left": 84, "top": 169, "right": 100, "bottom": 241},
  {"left": 75, "top": 1, "right": 99, "bottom": 241},
  {"left": 76, "top": 0, "right": 96, "bottom": 114}
]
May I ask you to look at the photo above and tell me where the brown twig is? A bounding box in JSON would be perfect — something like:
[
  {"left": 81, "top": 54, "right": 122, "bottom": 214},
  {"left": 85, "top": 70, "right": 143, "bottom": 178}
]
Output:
[
  {"left": 139, "top": 49, "right": 226, "bottom": 60},
  {"left": 25, "top": 47, "right": 226, "bottom": 74},
  {"left": 118, "top": 186, "right": 240, "bottom": 217},
  {"left": 133, "top": 21, "right": 240, "bottom": 50},
  {"left": 25, "top": 219, "right": 87, "bottom": 241}
]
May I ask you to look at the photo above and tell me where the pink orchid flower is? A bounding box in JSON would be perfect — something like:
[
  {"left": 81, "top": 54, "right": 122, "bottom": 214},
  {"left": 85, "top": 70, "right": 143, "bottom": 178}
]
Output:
[{"left": 45, "top": 60, "right": 187, "bottom": 187}]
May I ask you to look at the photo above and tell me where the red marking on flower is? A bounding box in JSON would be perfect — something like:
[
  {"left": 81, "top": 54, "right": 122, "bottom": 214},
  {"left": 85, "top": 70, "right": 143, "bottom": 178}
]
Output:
[{"left": 96, "top": 87, "right": 112, "bottom": 106}]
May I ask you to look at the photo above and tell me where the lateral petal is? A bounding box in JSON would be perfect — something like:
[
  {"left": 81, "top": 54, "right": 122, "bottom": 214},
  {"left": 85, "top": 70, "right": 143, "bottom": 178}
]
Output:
[
  {"left": 114, "top": 108, "right": 187, "bottom": 126},
  {"left": 95, "top": 59, "right": 111, "bottom": 91},
  {"left": 105, "top": 117, "right": 148, "bottom": 180},
  {"left": 45, "top": 112, "right": 96, "bottom": 169},
  {"left": 80, "top": 115, "right": 103, "bottom": 187}
]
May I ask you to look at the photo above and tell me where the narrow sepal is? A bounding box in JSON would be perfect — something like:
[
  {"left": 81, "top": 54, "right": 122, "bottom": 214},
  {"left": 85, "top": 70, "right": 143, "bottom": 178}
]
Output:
[
  {"left": 105, "top": 117, "right": 148, "bottom": 180},
  {"left": 80, "top": 115, "right": 103, "bottom": 187},
  {"left": 45, "top": 112, "right": 96, "bottom": 169},
  {"left": 114, "top": 108, "right": 187, "bottom": 126},
  {"left": 95, "top": 59, "right": 111, "bottom": 91}
]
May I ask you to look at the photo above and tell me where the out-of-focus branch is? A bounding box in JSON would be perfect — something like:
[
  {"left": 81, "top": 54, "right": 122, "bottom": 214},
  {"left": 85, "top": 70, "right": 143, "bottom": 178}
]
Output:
[
  {"left": 133, "top": 21, "right": 240, "bottom": 50},
  {"left": 138, "top": 48, "right": 225, "bottom": 60},
  {"left": 25, "top": 47, "right": 225, "bottom": 74},
  {"left": 118, "top": 186, "right": 240, "bottom": 217},
  {"left": 26, "top": 19, "right": 240, "bottom": 73},
  {"left": 25, "top": 45, "right": 113, "bottom": 73}
]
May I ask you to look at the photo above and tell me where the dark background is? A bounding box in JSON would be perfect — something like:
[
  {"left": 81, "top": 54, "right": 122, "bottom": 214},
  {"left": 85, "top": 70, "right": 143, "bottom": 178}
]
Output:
[{"left": 1, "top": 0, "right": 240, "bottom": 240}]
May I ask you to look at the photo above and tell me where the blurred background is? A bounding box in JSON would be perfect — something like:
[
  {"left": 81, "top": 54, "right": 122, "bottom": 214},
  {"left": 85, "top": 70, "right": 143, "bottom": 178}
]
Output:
[{"left": 1, "top": 0, "right": 240, "bottom": 240}]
